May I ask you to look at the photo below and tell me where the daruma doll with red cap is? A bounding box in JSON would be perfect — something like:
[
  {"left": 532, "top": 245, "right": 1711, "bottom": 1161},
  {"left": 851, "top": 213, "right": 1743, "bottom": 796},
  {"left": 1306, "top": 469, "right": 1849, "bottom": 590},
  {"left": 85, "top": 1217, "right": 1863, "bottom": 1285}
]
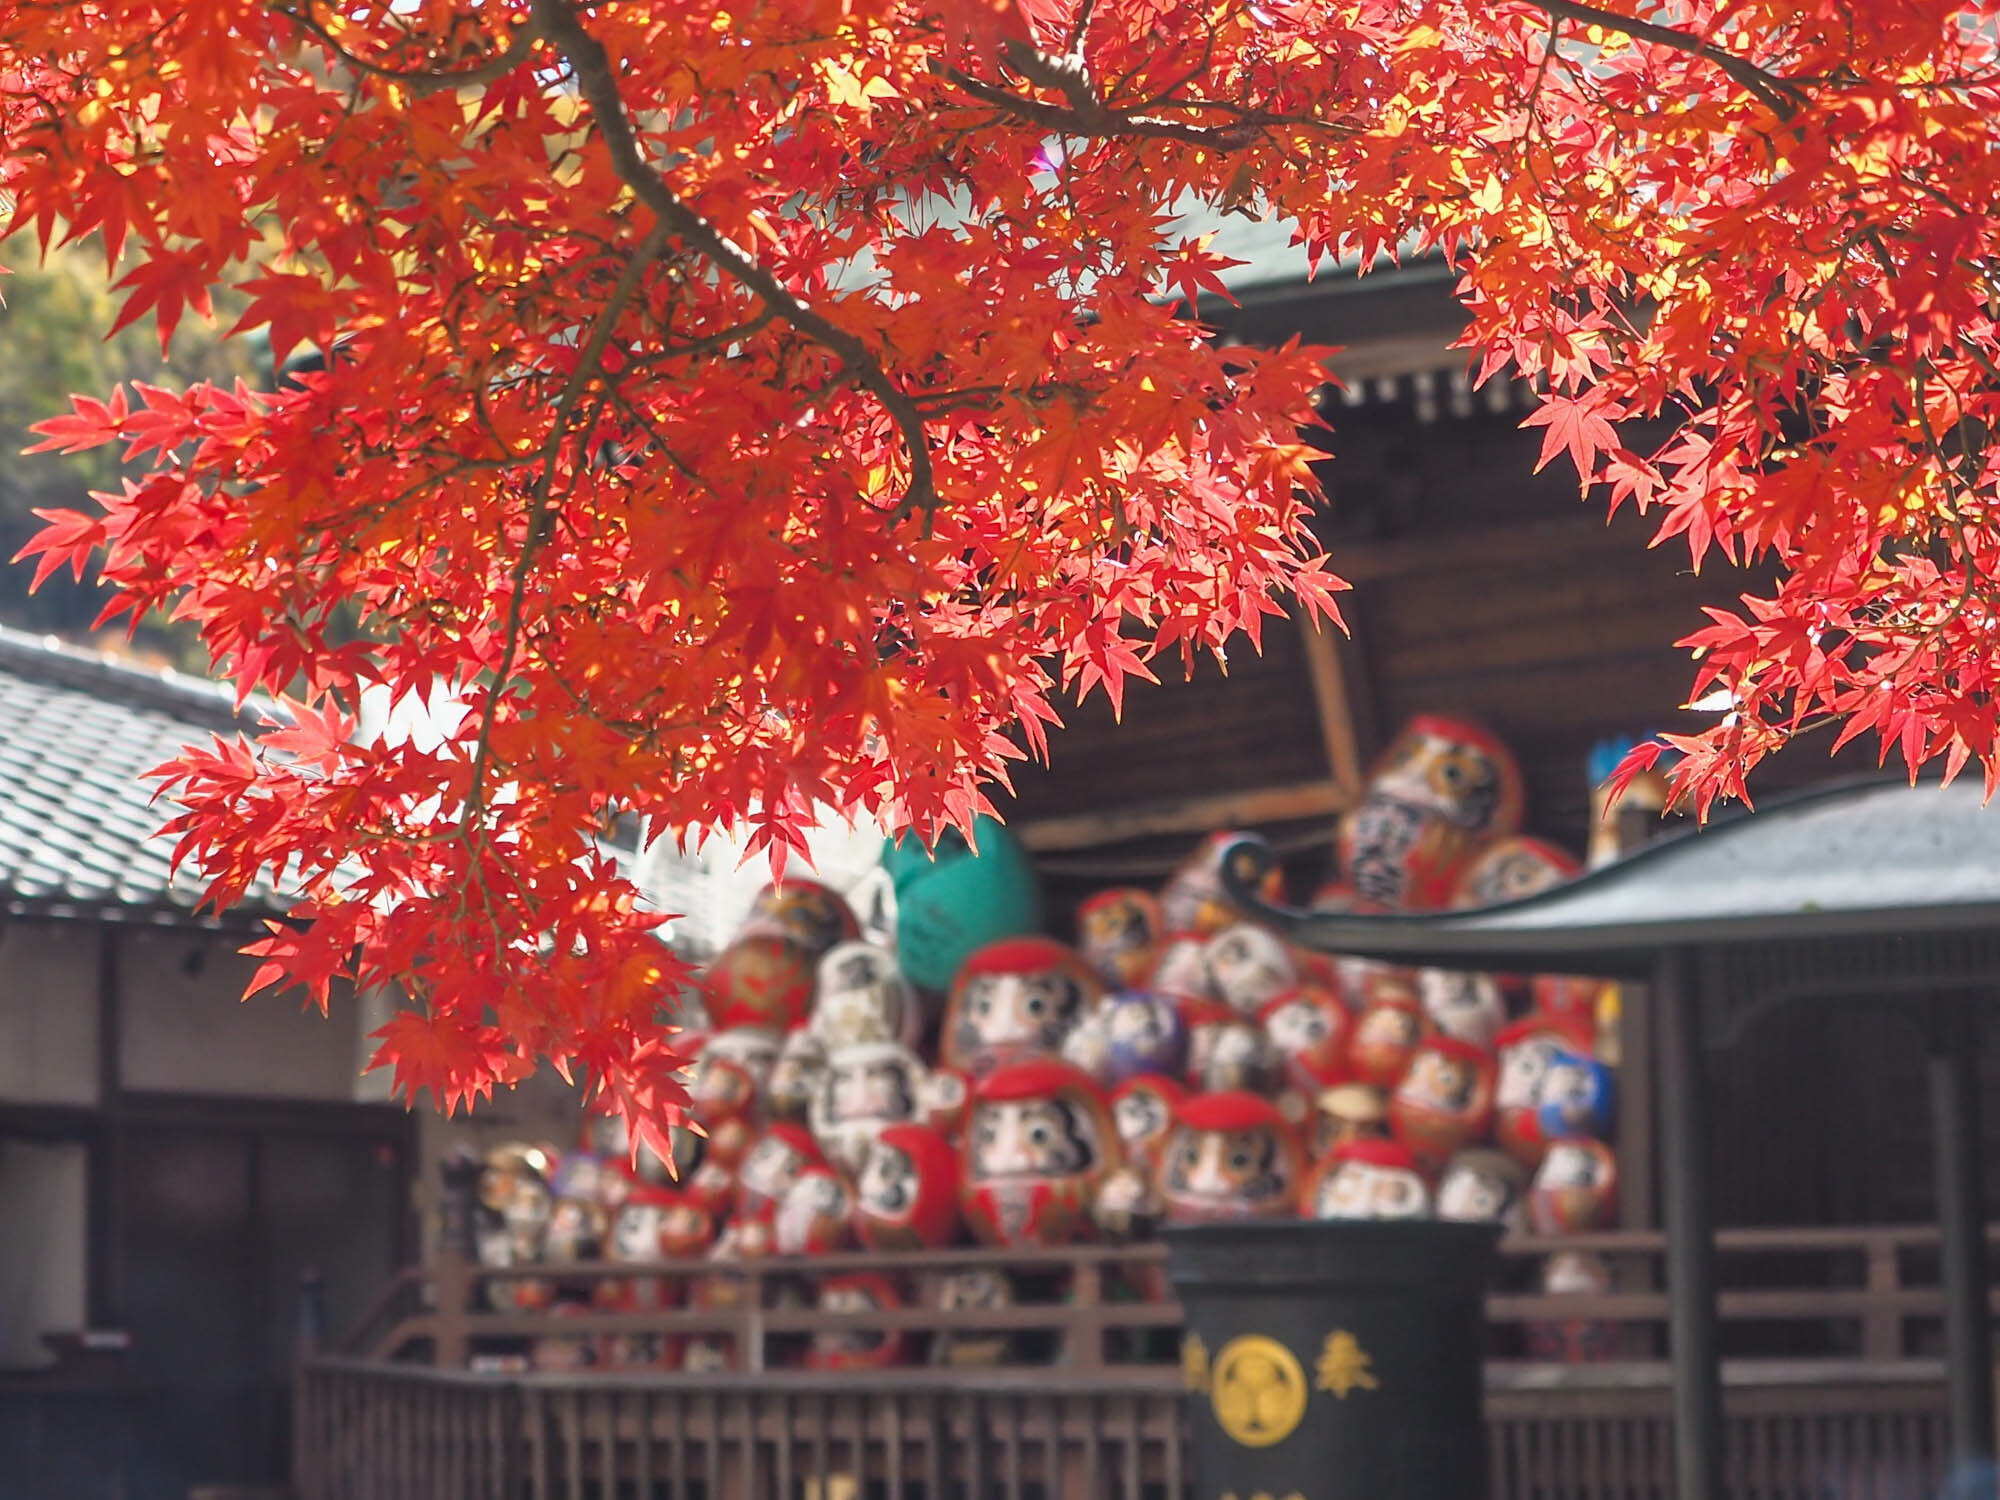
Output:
[
  {"left": 855, "top": 1123, "right": 962, "bottom": 1250},
  {"left": 1493, "top": 1011, "right": 1596, "bottom": 1164},
  {"left": 1077, "top": 887, "right": 1163, "bottom": 990},
  {"left": 942, "top": 937, "right": 1102, "bottom": 1076},
  {"left": 1259, "top": 983, "right": 1352, "bottom": 1095},
  {"left": 1450, "top": 835, "right": 1580, "bottom": 909},
  {"left": 960, "top": 1060, "right": 1120, "bottom": 1246},
  {"left": 1160, "top": 830, "right": 1288, "bottom": 936},
  {"left": 738, "top": 878, "right": 860, "bottom": 959},
  {"left": 702, "top": 934, "right": 816, "bottom": 1031},
  {"left": 1338, "top": 715, "right": 1526, "bottom": 910},
  {"left": 1391, "top": 1035, "right": 1497, "bottom": 1173},
  {"left": 1301, "top": 1138, "right": 1433, "bottom": 1221},
  {"left": 1159, "top": 1091, "right": 1304, "bottom": 1224},
  {"left": 1111, "top": 1073, "right": 1187, "bottom": 1167},
  {"left": 808, "top": 1272, "right": 910, "bottom": 1370},
  {"left": 1347, "top": 978, "right": 1426, "bottom": 1089},
  {"left": 734, "top": 1123, "right": 824, "bottom": 1223},
  {"left": 1529, "top": 1138, "right": 1620, "bottom": 1234}
]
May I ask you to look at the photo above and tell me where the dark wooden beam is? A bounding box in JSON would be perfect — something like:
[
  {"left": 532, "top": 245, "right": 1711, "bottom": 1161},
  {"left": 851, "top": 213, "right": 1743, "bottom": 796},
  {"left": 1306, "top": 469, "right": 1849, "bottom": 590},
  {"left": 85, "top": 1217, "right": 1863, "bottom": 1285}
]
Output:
[
  {"left": 1654, "top": 947, "right": 1723, "bottom": 1500},
  {"left": 1929, "top": 995, "right": 1995, "bottom": 1480},
  {"left": 1016, "top": 778, "right": 1349, "bottom": 854}
]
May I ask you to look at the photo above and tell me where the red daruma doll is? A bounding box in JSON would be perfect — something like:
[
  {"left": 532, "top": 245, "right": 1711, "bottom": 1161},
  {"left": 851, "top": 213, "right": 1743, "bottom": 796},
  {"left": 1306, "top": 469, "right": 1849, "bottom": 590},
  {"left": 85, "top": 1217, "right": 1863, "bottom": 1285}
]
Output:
[
  {"left": 1529, "top": 1138, "right": 1620, "bottom": 1234},
  {"left": 855, "top": 1123, "right": 961, "bottom": 1250},
  {"left": 735, "top": 1123, "right": 824, "bottom": 1223},
  {"left": 1259, "top": 983, "right": 1353, "bottom": 1094},
  {"left": 1077, "top": 888, "right": 1163, "bottom": 990},
  {"left": 1347, "top": 975, "right": 1426, "bottom": 1088},
  {"left": 1493, "top": 1012, "right": 1595, "bottom": 1165},
  {"left": 1338, "top": 715, "right": 1525, "bottom": 909},
  {"left": 1111, "top": 1074, "right": 1186, "bottom": 1167},
  {"left": 942, "top": 938, "right": 1102, "bottom": 1076},
  {"left": 1158, "top": 1092, "right": 1304, "bottom": 1224},
  {"left": 1390, "top": 1034, "right": 1497, "bottom": 1173},
  {"left": 960, "top": 1060, "right": 1121, "bottom": 1246},
  {"left": 1302, "top": 1138, "right": 1433, "bottom": 1221},
  {"left": 1160, "top": 830, "right": 1287, "bottom": 936},
  {"left": 809, "top": 1272, "right": 910, "bottom": 1370}
]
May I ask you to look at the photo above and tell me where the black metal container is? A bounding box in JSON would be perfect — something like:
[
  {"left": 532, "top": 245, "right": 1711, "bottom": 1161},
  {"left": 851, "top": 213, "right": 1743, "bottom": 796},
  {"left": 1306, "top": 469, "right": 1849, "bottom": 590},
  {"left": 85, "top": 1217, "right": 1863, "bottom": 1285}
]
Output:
[{"left": 1164, "top": 1219, "right": 1502, "bottom": 1500}]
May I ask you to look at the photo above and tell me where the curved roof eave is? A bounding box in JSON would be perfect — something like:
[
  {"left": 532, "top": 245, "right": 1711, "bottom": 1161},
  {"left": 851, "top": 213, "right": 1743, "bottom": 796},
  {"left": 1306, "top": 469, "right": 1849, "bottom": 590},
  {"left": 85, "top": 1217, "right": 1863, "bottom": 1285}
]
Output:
[{"left": 1224, "top": 774, "right": 2000, "bottom": 975}]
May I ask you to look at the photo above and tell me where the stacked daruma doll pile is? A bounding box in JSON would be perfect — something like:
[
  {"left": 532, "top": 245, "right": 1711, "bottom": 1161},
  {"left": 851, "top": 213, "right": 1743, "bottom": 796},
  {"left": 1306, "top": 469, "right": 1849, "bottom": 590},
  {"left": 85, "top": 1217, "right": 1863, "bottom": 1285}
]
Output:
[{"left": 455, "top": 715, "right": 1624, "bottom": 1372}]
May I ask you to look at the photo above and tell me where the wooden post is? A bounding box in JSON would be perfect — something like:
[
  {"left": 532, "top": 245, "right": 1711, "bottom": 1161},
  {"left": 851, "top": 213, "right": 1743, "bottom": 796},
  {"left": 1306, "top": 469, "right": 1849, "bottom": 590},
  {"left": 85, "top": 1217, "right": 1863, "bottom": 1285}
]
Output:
[
  {"left": 292, "top": 1267, "right": 326, "bottom": 1500},
  {"left": 434, "top": 1148, "right": 481, "bottom": 1369},
  {"left": 1654, "top": 948, "right": 1723, "bottom": 1500},
  {"left": 1297, "top": 613, "right": 1370, "bottom": 801},
  {"left": 1929, "top": 996, "right": 1995, "bottom": 1484}
]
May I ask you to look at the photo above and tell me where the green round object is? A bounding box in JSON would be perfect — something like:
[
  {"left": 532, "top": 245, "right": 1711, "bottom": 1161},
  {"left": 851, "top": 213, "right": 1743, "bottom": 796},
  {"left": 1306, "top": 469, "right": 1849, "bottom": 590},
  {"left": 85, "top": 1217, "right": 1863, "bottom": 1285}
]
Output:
[{"left": 883, "top": 816, "right": 1044, "bottom": 994}]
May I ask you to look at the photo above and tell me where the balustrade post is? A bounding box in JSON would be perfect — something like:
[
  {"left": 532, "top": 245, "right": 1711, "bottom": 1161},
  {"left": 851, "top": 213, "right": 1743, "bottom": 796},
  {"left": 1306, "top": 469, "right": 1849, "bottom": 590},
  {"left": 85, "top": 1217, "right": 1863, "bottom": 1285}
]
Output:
[
  {"left": 1654, "top": 947, "right": 1723, "bottom": 1500},
  {"left": 293, "top": 1267, "right": 327, "bottom": 1500},
  {"left": 1928, "top": 996, "right": 1994, "bottom": 1492},
  {"left": 435, "top": 1147, "right": 481, "bottom": 1369},
  {"left": 1861, "top": 1235, "right": 1902, "bottom": 1362}
]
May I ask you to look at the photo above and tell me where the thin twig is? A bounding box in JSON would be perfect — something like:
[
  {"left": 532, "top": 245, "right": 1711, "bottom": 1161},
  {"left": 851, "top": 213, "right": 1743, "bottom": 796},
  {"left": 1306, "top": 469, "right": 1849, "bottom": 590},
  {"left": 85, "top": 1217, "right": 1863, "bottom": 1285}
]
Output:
[
  {"left": 1521, "top": 0, "right": 1806, "bottom": 117},
  {"left": 532, "top": 0, "right": 938, "bottom": 518},
  {"left": 281, "top": 4, "right": 543, "bottom": 97}
]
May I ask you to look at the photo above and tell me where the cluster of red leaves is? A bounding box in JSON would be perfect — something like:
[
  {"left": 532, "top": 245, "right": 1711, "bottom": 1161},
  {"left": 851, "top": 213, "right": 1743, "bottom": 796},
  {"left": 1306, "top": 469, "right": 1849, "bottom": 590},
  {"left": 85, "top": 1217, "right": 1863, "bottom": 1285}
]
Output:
[{"left": 5, "top": 0, "right": 1999, "bottom": 1146}]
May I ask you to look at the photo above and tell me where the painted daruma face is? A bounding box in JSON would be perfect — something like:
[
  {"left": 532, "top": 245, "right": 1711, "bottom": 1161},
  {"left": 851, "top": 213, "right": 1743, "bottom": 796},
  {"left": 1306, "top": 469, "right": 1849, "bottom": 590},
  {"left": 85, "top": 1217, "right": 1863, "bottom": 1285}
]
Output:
[
  {"left": 735, "top": 1126, "right": 822, "bottom": 1222},
  {"left": 1159, "top": 830, "right": 1285, "bottom": 936},
  {"left": 1203, "top": 923, "right": 1300, "bottom": 1016},
  {"left": 1390, "top": 1036, "right": 1497, "bottom": 1173},
  {"left": 1451, "top": 837, "right": 1581, "bottom": 908},
  {"left": 1159, "top": 1094, "right": 1301, "bottom": 1224},
  {"left": 959, "top": 1061, "right": 1119, "bottom": 1247},
  {"left": 808, "top": 1273, "right": 907, "bottom": 1370},
  {"left": 1535, "top": 1049, "right": 1618, "bottom": 1142},
  {"left": 1077, "top": 888, "right": 1163, "bottom": 989},
  {"left": 1094, "top": 990, "right": 1187, "bottom": 1083},
  {"left": 768, "top": 1029, "right": 826, "bottom": 1124},
  {"left": 1493, "top": 1014, "right": 1595, "bottom": 1164},
  {"left": 1260, "top": 984, "right": 1352, "bottom": 1093},
  {"left": 1111, "top": 1075, "right": 1185, "bottom": 1164},
  {"left": 1436, "top": 1149, "right": 1529, "bottom": 1229},
  {"left": 1418, "top": 968, "right": 1506, "bottom": 1048},
  {"left": 740, "top": 879, "right": 860, "bottom": 958},
  {"left": 809, "top": 1041, "right": 925, "bottom": 1175},
  {"left": 772, "top": 1166, "right": 855, "bottom": 1255},
  {"left": 812, "top": 941, "right": 919, "bottom": 1051},
  {"left": 702, "top": 935, "right": 816, "bottom": 1031},
  {"left": 1529, "top": 1138, "right": 1620, "bottom": 1234},
  {"left": 854, "top": 1123, "right": 960, "bottom": 1250},
  {"left": 1338, "top": 716, "right": 1525, "bottom": 910},
  {"left": 1308, "top": 1150, "right": 1432, "bottom": 1222},
  {"left": 943, "top": 938, "right": 1101, "bottom": 1076},
  {"left": 1348, "top": 993, "right": 1425, "bottom": 1087}
]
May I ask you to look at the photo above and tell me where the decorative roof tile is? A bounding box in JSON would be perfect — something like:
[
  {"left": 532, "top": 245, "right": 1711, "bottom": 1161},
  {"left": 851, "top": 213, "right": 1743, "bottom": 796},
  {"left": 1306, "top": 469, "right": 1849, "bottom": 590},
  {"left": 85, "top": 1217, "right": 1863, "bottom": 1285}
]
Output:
[{"left": 0, "top": 628, "right": 289, "bottom": 921}]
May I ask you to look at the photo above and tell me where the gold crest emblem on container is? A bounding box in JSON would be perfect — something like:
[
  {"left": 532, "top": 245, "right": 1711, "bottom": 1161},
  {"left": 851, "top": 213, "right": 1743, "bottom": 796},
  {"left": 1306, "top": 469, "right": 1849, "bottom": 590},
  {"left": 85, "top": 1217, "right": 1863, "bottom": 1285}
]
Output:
[{"left": 1207, "top": 1334, "right": 1308, "bottom": 1448}]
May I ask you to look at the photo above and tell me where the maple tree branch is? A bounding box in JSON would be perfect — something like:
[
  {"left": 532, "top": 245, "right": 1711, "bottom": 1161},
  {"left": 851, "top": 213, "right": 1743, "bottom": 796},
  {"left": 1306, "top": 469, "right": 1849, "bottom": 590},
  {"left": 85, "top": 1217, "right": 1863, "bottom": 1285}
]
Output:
[
  {"left": 1520, "top": 0, "right": 1805, "bottom": 117},
  {"left": 279, "top": 4, "right": 544, "bottom": 97},
  {"left": 532, "top": 0, "right": 937, "bottom": 518},
  {"left": 943, "top": 52, "right": 1273, "bottom": 149},
  {"left": 465, "top": 220, "right": 672, "bottom": 820}
]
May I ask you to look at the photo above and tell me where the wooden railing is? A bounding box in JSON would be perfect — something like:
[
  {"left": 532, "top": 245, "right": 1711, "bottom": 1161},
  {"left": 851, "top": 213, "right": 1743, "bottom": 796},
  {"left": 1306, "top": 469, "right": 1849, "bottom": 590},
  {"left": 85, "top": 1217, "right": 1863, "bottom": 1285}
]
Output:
[
  {"left": 296, "top": 1223, "right": 1999, "bottom": 1500},
  {"left": 340, "top": 1222, "right": 2000, "bottom": 1372},
  {"left": 294, "top": 1358, "right": 1961, "bottom": 1500}
]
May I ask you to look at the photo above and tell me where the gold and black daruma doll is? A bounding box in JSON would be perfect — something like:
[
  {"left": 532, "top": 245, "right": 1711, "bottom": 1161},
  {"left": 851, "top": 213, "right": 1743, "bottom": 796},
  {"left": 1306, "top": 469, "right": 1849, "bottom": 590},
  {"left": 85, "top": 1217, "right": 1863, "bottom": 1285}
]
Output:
[{"left": 1165, "top": 1219, "right": 1501, "bottom": 1500}]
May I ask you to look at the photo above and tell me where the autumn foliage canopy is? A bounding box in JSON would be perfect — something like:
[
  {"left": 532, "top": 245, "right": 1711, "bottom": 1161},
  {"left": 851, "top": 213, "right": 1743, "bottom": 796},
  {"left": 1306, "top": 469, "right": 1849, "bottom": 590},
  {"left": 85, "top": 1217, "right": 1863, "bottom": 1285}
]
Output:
[{"left": 3, "top": 0, "right": 1998, "bottom": 1149}]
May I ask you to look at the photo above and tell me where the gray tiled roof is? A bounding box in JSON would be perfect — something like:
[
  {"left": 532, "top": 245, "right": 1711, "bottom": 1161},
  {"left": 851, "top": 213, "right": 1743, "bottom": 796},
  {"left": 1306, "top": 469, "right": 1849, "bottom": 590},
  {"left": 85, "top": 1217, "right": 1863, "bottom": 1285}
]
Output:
[{"left": 0, "top": 628, "right": 289, "bottom": 920}]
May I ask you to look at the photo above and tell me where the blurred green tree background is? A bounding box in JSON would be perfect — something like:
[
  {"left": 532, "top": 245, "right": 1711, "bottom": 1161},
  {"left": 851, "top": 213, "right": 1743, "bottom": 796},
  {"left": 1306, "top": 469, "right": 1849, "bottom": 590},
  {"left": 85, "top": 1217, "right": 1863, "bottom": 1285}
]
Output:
[{"left": 0, "top": 239, "right": 263, "bottom": 670}]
